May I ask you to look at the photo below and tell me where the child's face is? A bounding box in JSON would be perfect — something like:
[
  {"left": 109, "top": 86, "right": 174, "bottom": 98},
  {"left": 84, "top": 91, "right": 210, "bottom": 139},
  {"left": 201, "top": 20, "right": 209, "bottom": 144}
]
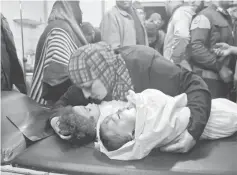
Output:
[
  {"left": 101, "top": 107, "right": 136, "bottom": 138},
  {"left": 73, "top": 103, "right": 100, "bottom": 122}
]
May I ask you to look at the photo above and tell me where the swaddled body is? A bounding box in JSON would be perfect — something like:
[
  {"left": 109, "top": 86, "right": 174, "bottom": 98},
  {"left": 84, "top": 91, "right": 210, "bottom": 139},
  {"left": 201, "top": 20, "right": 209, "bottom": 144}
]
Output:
[{"left": 97, "top": 89, "right": 237, "bottom": 160}]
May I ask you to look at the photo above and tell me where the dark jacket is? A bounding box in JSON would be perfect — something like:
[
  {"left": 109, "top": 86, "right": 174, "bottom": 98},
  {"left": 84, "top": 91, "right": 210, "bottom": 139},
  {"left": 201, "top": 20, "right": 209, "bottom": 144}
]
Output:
[
  {"left": 190, "top": 4, "right": 234, "bottom": 79},
  {"left": 54, "top": 45, "right": 211, "bottom": 140},
  {"left": 1, "top": 14, "right": 27, "bottom": 94}
]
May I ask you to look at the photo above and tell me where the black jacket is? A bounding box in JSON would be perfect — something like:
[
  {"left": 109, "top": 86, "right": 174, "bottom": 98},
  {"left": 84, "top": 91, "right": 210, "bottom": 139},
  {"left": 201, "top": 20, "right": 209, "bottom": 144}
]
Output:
[{"left": 1, "top": 13, "right": 27, "bottom": 94}]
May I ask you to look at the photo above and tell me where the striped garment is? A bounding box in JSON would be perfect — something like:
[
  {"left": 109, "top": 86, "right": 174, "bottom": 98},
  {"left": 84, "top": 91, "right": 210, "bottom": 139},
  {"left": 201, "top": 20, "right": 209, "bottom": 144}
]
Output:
[{"left": 30, "top": 28, "right": 78, "bottom": 105}]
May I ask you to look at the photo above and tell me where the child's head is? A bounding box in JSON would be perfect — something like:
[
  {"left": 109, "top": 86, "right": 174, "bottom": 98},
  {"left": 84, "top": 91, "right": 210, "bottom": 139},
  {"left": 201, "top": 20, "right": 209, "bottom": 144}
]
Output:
[
  {"left": 99, "top": 107, "right": 136, "bottom": 151},
  {"left": 57, "top": 104, "right": 100, "bottom": 145}
]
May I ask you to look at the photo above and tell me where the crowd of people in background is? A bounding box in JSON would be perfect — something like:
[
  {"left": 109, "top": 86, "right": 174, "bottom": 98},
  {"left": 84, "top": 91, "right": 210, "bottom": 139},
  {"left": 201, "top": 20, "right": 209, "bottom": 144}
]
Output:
[{"left": 1, "top": 0, "right": 237, "bottom": 154}]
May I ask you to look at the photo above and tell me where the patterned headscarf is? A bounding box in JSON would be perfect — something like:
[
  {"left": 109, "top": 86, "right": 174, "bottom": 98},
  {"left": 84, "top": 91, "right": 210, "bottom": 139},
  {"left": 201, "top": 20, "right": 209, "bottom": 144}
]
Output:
[{"left": 68, "top": 42, "right": 134, "bottom": 101}]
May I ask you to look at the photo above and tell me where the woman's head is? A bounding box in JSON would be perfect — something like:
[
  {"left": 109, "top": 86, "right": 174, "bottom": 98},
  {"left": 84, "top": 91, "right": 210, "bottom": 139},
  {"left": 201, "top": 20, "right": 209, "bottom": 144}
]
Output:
[
  {"left": 49, "top": 0, "right": 82, "bottom": 25},
  {"left": 99, "top": 107, "right": 136, "bottom": 151},
  {"left": 48, "top": 0, "right": 88, "bottom": 45},
  {"left": 81, "top": 22, "right": 102, "bottom": 44},
  {"left": 68, "top": 42, "right": 133, "bottom": 101},
  {"left": 57, "top": 104, "right": 100, "bottom": 144}
]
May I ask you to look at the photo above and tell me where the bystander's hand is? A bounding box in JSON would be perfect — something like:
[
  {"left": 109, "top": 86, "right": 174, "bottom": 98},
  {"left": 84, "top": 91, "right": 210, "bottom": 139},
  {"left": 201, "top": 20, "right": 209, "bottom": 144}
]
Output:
[
  {"left": 213, "top": 43, "right": 234, "bottom": 57},
  {"left": 219, "top": 66, "right": 233, "bottom": 83},
  {"left": 160, "top": 129, "right": 196, "bottom": 153}
]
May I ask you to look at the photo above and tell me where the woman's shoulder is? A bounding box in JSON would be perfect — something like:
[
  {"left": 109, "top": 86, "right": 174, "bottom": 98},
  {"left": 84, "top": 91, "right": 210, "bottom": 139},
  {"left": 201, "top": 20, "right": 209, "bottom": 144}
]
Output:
[{"left": 45, "top": 20, "right": 75, "bottom": 38}]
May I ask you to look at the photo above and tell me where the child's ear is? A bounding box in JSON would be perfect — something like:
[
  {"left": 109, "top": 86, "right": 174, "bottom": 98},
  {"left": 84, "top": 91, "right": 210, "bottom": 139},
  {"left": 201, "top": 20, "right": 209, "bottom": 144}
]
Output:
[{"left": 60, "top": 134, "right": 72, "bottom": 140}]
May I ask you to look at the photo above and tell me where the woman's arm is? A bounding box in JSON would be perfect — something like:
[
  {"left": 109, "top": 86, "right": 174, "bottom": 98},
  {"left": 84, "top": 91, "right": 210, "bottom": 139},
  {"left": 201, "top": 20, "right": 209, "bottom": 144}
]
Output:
[
  {"left": 53, "top": 85, "right": 90, "bottom": 108},
  {"left": 150, "top": 58, "right": 211, "bottom": 140}
]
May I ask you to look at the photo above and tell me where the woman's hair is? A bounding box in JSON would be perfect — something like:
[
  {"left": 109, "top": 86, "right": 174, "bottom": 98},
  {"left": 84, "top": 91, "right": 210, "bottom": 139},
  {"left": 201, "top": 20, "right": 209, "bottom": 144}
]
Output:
[
  {"left": 99, "top": 121, "right": 132, "bottom": 151},
  {"left": 56, "top": 106, "right": 96, "bottom": 145}
]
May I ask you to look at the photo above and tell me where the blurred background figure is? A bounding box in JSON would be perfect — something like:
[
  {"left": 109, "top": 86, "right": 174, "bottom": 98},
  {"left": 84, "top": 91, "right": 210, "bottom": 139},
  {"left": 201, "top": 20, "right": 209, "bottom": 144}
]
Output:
[
  {"left": 163, "top": 0, "right": 204, "bottom": 71},
  {"left": 30, "top": 0, "right": 88, "bottom": 106},
  {"left": 133, "top": 1, "right": 146, "bottom": 24},
  {"left": 100, "top": 0, "right": 148, "bottom": 49},
  {"left": 229, "top": 2, "right": 237, "bottom": 101},
  {"left": 189, "top": 0, "right": 235, "bottom": 100},
  {"left": 146, "top": 13, "right": 165, "bottom": 30},
  {"left": 228, "top": 3, "right": 237, "bottom": 44},
  {"left": 81, "top": 22, "right": 101, "bottom": 43},
  {"left": 1, "top": 13, "right": 27, "bottom": 94},
  {"left": 165, "top": 0, "right": 184, "bottom": 18},
  {"left": 145, "top": 13, "right": 166, "bottom": 54}
]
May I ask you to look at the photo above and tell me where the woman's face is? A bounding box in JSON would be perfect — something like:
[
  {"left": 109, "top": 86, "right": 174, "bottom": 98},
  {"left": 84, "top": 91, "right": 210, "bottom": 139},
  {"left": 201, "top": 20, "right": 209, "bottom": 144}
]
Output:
[
  {"left": 73, "top": 103, "right": 100, "bottom": 122},
  {"left": 79, "top": 79, "right": 108, "bottom": 100},
  {"left": 101, "top": 107, "right": 136, "bottom": 138}
]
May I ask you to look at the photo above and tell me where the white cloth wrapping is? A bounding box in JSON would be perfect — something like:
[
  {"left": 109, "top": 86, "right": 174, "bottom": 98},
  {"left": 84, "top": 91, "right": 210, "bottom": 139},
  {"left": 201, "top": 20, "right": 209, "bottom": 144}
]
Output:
[
  {"left": 200, "top": 98, "right": 237, "bottom": 140},
  {"left": 95, "top": 89, "right": 237, "bottom": 160}
]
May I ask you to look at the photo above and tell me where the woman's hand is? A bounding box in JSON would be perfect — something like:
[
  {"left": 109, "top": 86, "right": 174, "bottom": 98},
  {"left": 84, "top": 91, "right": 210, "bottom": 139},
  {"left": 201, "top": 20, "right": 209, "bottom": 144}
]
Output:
[
  {"left": 213, "top": 43, "right": 233, "bottom": 57},
  {"left": 50, "top": 117, "right": 72, "bottom": 140},
  {"left": 160, "top": 130, "right": 196, "bottom": 153}
]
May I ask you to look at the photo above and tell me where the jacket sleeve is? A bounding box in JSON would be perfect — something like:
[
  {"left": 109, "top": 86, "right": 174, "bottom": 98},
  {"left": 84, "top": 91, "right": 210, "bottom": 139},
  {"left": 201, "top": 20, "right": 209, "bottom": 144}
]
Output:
[
  {"left": 178, "top": 67, "right": 212, "bottom": 140},
  {"left": 170, "top": 14, "right": 190, "bottom": 62},
  {"left": 190, "top": 15, "right": 223, "bottom": 72},
  {"left": 150, "top": 59, "right": 211, "bottom": 140},
  {"left": 100, "top": 11, "right": 121, "bottom": 49}
]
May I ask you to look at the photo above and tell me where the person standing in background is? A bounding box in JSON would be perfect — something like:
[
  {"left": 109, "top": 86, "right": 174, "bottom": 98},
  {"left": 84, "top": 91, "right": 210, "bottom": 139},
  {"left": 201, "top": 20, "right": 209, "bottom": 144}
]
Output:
[
  {"left": 164, "top": 0, "right": 184, "bottom": 18},
  {"left": 231, "top": 4, "right": 237, "bottom": 102},
  {"left": 1, "top": 13, "right": 27, "bottom": 94},
  {"left": 100, "top": 0, "right": 148, "bottom": 49},
  {"left": 132, "top": 1, "right": 146, "bottom": 24},
  {"left": 30, "top": 0, "right": 88, "bottom": 106},
  {"left": 163, "top": 0, "right": 204, "bottom": 71},
  {"left": 189, "top": 1, "right": 235, "bottom": 100},
  {"left": 146, "top": 18, "right": 166, "bottom": 54},
  {"left": 81, "top": 22, "right": 101, "bottom": 43}
]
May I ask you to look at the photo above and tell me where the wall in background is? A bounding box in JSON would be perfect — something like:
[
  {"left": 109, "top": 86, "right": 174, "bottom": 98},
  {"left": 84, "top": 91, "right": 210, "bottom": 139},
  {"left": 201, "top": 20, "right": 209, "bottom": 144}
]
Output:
[{"left": 1, "top": 0, "right": 46, "bottom": 68}]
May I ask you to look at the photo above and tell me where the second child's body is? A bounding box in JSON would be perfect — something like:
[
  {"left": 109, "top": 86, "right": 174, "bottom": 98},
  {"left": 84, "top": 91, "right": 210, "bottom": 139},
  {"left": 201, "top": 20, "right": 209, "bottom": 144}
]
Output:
[{"left": 97, "top": 89, "right": 237, "bottom": 160}]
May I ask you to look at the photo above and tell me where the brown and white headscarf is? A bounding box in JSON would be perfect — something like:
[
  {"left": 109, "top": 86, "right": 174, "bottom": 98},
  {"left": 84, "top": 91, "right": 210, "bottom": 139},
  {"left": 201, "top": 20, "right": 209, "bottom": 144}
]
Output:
[{"left": 68, "top": 42, "right": 134, "bottom": 101}]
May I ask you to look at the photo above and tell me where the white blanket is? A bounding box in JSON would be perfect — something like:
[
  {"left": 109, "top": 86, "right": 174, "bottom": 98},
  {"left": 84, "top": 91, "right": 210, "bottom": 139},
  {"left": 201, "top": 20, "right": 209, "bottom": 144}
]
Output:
[{"left": 95, "top": 89, "right": 237, "bottom": 160}]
